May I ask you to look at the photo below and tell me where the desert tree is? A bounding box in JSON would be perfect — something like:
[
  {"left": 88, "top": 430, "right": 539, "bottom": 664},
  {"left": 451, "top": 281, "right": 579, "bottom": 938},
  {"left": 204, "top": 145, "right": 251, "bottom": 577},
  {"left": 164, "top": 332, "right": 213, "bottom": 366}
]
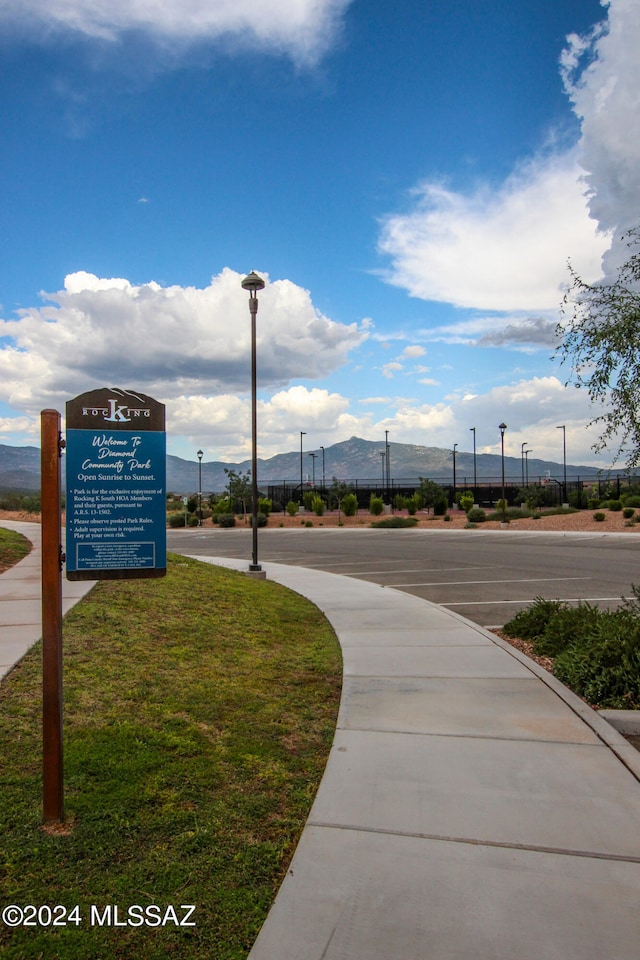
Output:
[{"left": 556, "top": 228, "right": 640, "bottom": 467}]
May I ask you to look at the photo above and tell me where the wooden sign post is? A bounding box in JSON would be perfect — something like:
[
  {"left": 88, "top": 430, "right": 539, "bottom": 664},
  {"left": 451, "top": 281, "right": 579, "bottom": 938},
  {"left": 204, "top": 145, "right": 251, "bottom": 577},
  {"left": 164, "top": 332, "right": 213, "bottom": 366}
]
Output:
[{"left": 41, "top": 409, "right": 64, "bottom": 823}]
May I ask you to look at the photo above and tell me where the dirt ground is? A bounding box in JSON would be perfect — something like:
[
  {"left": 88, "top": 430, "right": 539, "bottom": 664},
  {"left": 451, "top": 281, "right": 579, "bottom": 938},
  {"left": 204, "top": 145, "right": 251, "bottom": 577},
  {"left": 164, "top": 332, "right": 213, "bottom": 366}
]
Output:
[{"left": 3, "top": 506, "right": 640, "bottom": 533}]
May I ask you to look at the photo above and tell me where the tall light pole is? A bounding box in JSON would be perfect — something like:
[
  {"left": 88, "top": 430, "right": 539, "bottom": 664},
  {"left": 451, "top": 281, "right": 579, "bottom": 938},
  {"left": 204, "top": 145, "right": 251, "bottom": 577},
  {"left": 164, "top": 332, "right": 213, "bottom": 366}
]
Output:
[
  {"left": 320, "top": 445, "right": 325, "bottom": 490},
  {"left": 525, "top": 448, "right": 532, "bottom": 486},
  {"left": 557, "top": 425, "right": 567, "bottom": 504},
  {"left": 300, "top": 431, "right": 306, "bottom": 503},
  {"left": 380, "top": 451, "right": 385, "bottom": 492},
  {"left": 470, "top": 427, "right": 477, "bottom": 500},
  {"left": 499, "top": 423, "right": 507, "bottom": 522},
  {"left": 197, "top": 449, "right": 203, "bottom": 526},
  {"left": 309, "top": 452, "right": 317, "bottom": 486},
  {"left": 385, "top": 429, "right": 390, "bottom": 502},
  {"left": 452, "top": 443, "right": 458, "bottom": 505},
  {"left": 521, "top": 442, "right": 527, "bottom": 489},
  {"left": 241, "top": 271, "right": 265, "bottom": 574}
]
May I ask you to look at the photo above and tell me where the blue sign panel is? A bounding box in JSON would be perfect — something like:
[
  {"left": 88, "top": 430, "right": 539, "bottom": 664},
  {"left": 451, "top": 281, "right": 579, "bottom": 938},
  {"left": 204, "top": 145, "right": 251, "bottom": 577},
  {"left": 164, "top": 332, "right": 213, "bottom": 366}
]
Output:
[{"left": 65, "top": 389, "right": 166, "bottom": 580}]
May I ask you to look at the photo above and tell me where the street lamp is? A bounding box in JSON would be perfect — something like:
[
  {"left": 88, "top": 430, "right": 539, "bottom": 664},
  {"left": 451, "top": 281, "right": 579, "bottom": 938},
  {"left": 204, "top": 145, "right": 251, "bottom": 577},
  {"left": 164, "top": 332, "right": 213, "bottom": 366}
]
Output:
[
  {"left": 525, "top": 448, "right": 532, "bottom": 486},
  {"left": 385, "top": 429, "right": 390, "bottom": 501},
  {"left": 320, "top": 445, "right": 326, "bottom": 490},
  {"left": 452, "top": 443, "right": 458, "bottom": 505},
  {"left": 241, "top": 271, "right": 265, "bottom": 574},
  {"left": 499, "top": 423, "right": 507, "bottom": 523},
  {"left": 299, "top": 431, "right": 306, "bottom": 503},
  {"left": 557, "top": 425, "right": 567, "bottom": 504},
  {"left": 197, "top": 449, "right": 203, "bottom": 526},
  {"left": 380, "top": 451, "right": 385, "bottom": 492},
  {"left": 470, "top": 427, "right": 477, "bottom": 501},
  {"left": 309, "top": 452, "right": 317, "bottom": 486},
  {"left": 521, "top": 442, "right": 527, "bottom": 489}
]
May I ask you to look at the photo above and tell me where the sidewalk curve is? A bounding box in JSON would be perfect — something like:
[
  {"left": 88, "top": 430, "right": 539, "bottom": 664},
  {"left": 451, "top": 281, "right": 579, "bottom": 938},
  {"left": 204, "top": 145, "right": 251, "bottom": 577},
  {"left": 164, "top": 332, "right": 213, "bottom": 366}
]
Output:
[
  {"left": 0, "top": 520, "right": 95, "bottom": 681},
  {"left": 193, "top": 555, "right": 640, "bottom": 960}
]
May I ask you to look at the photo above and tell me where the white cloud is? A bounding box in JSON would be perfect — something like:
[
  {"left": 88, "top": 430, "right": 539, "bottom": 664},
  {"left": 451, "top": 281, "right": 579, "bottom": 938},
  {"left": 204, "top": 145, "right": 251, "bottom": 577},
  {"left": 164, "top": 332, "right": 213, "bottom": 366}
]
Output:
[
  {"left": 167, "top": 385, "right": 353, "bottom": 460},
  {"left": 381, "top": 361, "right": 403, "bottom": 379},
  {"left": 561, "top": 0, "right": 640, "bottom": 276},
  {"left": 372, "top": 376, "right": 606, "bottom": 468},
  {"left": 1, "top": 0, "right": 352, "bottom": 65},
  {"left": 0, "top": 269, "right": 368, "bottom": 415},
  {"left": 0, "top": 416, "right": 38, "bottom": 445},
  {"left": 379, "top": 152, "right": 609, "bottom": 312},
  {"left": 401, "top": 345, "right": 426, "bottom": 358}
]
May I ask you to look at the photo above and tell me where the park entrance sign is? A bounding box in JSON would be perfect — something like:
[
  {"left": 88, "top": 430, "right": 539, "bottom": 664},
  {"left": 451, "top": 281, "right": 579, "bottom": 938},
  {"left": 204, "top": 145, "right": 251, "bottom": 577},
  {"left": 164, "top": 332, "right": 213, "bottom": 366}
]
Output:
[{"left": 65, "top": 387, "right": 166, "bottom": 580}]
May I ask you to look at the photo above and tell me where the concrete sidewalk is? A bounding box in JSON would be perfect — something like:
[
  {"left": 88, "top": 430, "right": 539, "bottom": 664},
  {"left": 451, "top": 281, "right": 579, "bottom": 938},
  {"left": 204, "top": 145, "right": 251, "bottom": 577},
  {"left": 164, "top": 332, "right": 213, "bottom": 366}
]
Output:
[
  {"left": 0, "top": 520, "right": 95, "bottom": 681},
  {"left": 197, "top": 556, "right": 640, "bottom": 960}
]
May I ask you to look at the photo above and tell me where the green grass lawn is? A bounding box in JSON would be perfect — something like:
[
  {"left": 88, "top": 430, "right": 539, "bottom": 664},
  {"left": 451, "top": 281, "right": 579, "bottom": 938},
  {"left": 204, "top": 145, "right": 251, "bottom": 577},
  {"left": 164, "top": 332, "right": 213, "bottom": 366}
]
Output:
[
  {"left": 0, "top": 527, "right": 30, "bottom": 573},
  {"left": 0, "top": 555, "right": 342, "bottom": 959}
]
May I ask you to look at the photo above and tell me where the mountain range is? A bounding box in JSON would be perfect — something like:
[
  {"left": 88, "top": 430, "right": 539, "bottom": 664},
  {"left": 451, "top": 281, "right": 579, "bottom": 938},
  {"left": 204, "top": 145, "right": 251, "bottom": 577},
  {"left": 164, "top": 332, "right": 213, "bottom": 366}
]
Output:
[{"left": 0, "top": 436, "right": 604, "bottom": 495}]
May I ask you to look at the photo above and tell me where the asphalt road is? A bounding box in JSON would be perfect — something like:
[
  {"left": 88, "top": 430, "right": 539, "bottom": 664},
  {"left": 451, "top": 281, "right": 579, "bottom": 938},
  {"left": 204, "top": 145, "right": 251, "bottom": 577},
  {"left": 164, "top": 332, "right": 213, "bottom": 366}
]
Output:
[{"left": 168, "top": 526, "right": 640, "bottom": 628}]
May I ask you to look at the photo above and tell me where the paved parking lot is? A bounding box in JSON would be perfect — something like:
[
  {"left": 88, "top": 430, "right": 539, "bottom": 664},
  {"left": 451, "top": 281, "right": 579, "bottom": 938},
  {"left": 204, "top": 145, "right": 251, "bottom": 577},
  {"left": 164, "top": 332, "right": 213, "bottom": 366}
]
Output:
[{"left": 169, "top": 527, "right": 640, "bottom": 627}]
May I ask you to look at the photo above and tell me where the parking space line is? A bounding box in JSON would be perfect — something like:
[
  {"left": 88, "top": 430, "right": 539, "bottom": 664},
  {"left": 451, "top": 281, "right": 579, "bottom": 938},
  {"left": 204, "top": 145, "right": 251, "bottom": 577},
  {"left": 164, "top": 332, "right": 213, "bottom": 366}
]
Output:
[
  {"left": 446, "top": 596, "right": 622, "bottom": 606},
  {"left": 374, "top": 576, "right": 592, "bottom": 587}
]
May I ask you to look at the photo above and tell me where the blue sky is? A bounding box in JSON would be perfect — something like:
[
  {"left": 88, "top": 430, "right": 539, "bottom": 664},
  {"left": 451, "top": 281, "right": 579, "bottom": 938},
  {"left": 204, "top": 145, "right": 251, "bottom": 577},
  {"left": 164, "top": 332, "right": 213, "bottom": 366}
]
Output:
[{"left": 1, "top": 0, "right": 638, "bottom": 468}]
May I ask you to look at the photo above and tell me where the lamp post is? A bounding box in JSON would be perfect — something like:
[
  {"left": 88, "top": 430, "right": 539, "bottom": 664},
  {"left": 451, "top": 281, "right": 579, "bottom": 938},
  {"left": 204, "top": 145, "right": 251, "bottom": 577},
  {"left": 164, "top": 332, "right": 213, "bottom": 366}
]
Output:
[
  {"left": 452, "top": 443, "right": 458, "bottom": 506},
  {"left": 320, "top": 445, "right": 325, "bottom": 490},
  {"left": 300, "top": 431, "right": 306, "bottom": 503},
  {"left": 521, "top": 442, "right": 527, "bottom": 489},
  {"left": 385, "top": 429, "right": 390, "bottom": 502},
  {"left": 557, "top": 425, "right": 567, "bottom": 504},
  {"left": 470, "top": 427, "right": 477, "bottom": 501},
  {"left": 380, "top": 451, "right": 385, "bottom": 492},
  {"left": 499, "top": 423, "right": 507, "bottom": 522},
  {"left": 197, "top": 449, "right": 203, "bottom": 526},
  {"left": 241, "top": 271, "right": 265, "bottom": 574},
  {"left": 525, "top": 448, "right": 532, "bottom": 486},
  {"left": 309, "top": 452, "right": 317, "bottom": 486}
]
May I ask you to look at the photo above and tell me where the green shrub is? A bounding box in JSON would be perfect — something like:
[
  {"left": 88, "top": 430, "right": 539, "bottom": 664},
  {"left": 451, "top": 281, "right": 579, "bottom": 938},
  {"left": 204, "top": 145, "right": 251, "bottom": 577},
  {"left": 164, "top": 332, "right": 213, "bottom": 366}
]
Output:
[
  {"left": 433, "top": 497, "right": 447, "bottom": 516},
  {"left": 168, "top": 512, "right": 186, "bottom": 527},
  {"left": 503, "top": 598, "right": 564, "bottom": 642},
  {"left": 608, "top": 499, "right": 623, "bottom": 512},
  {"left": 457, "top": 492, "right": 474, "bottom": 514},
  {"left": 187, "top": 514, "right": 199, "bottom": 527},
  {"left": 533, "top": 603, "right": 601, "bottom": 658},
  {"left": 342, "top": 493, "right": 358, "bottom": 516},
  {"left": 569, "top": 489, "right": 588, "bottom": 509},
  {"left": 303, "top": 491, "right": 315, "bottom": 511},
  {"left": 623, "top": 507, "right": 635, "bottom": 519},
  {"left": 587, "top": 497, "right": 601, "bottom": 509},
  {"left": 593, "top": 511, "right": 606, "bottom": 521},
  {"left": 254, "top": 512, "right": 268, "bottom": 527},
  {"left": 258, "top": 497, "right": 272, "bottom": 517},
  {"left": 406, "top": 495, "right": 418, "bottom": 515},
  {"left": 305, "top": 520, "right": 313, "bottom": 527},
  {"left": 622, "top": 495, "right": 640, "bottom": 508},
  {"left": 443, "top": 513, "right": 451, "bottom": 521},
  {"left": 311, "top": 495, "right": 325, "bottom": 516},
  {"left": 467, "top": 506, "right": 486, "bottom": 523},
  {"left": 504, "top": 594, "right": 640, "bottom": 708},
  {"left": 369, "top": 494, "right": 384, "bottom": 516},
  {"left": 217, "top": 513, "right": 236, "bottom": 528},
  {"left": 285, "top": 500, "right": 299, "bottom": 516},
  {"left": 487, "top": 507, "right": 528, "bottom": 521},
  {"left": 213, "top": 497, "right": 234, "bottom": 515},
  {"left": 370, "top": 516, "right": 418, "bottom": 528},
  {"left": 394, "top": 494, "right": 406, "bottom": 510},
  {"left": 553, "top": 613, "right": 640, "bottom": 709}
]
